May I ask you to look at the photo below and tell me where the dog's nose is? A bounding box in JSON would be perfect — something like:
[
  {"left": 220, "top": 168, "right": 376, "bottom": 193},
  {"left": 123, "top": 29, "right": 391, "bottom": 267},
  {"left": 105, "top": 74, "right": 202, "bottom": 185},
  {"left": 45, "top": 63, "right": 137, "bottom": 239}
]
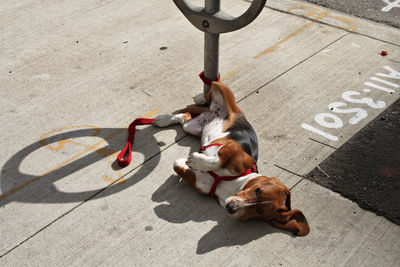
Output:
[{"left": 226, "top": 202, "right": 236, "bottom": 214}]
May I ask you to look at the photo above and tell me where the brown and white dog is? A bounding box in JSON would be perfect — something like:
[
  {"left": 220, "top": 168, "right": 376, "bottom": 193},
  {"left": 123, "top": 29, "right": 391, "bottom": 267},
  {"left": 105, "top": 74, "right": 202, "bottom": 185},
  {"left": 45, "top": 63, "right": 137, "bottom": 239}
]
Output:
[{"left": 153, "top": 82, "right": 309, "bottom": 236}]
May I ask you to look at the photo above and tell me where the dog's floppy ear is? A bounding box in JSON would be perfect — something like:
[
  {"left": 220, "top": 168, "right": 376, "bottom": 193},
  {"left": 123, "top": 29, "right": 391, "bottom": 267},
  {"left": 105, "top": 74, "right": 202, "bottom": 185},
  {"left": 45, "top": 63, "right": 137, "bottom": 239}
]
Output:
[
  {"left": 269, "top": 209, "right": 310, "bottom": 236},
  {"left": 285, "top": 188, "right": 292, "bottom": 211},
  {"left": 269, "top": 189, "right": 310, "bottom": 236},
  {"left": 209, "top": 82, "right": 241, "bottom": 115},
  {"left": 206, "top": 82, "right": 228, "bottom": 104}
]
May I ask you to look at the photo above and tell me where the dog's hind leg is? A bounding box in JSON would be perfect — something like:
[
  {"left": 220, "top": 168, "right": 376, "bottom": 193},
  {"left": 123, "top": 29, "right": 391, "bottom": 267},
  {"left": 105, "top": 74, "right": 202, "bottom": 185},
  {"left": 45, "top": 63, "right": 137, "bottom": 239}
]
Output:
[
  {"left": 182, "top": 115, "right": 204, "bottom": 138},
  {"left": 173, "top": 158, "right": 200, "bottom": 191},
  {"left": 153, "top": 112, "right": 192, "bottom": 128},
  {"left": 153, "top": 111, "right": 203, "bottom": 138},
  {"left": 176, "top": 105, "right": 209, "bottom": 116}
]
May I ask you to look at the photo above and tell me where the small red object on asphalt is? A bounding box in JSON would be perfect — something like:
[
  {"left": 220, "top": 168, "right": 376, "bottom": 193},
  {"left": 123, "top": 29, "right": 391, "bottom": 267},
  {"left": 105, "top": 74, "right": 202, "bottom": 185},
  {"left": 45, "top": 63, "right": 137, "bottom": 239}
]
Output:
[{"left": 380, "top": 51, "right": 388, "bottom": 56}]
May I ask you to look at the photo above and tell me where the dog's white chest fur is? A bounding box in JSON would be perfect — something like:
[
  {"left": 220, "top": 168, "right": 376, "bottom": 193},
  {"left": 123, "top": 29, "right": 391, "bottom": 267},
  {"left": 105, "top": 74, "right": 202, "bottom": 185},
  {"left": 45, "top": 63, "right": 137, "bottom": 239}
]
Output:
[
  {"left": 201, "top": 115, "right": 226, "bottom": 145},
  {"left": 200, "top": 96, "right": 229, "bottom": 146}
]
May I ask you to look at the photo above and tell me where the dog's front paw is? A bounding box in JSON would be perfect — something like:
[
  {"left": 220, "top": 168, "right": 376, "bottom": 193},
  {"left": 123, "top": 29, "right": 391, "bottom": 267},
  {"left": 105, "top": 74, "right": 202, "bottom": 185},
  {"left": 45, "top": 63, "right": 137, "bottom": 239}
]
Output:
[
  {"left": 186, "top": 152, "right": 219, "bottom": 171},
  {"left": 186, "top": 152, "right": 203, "bottom": 171},
  {"left": 153, "top": 113, "right": 186, "bottom": 127},
  {"left": 193, "top": 93, "right": 207, "bottom": 105}
]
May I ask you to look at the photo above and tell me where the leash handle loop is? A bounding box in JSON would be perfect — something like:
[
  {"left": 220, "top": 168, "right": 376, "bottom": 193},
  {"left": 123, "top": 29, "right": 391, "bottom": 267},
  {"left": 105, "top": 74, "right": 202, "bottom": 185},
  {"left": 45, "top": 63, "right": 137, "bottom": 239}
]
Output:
[{"left": 117, "top": 118, "right": 155, "bottom": 167}]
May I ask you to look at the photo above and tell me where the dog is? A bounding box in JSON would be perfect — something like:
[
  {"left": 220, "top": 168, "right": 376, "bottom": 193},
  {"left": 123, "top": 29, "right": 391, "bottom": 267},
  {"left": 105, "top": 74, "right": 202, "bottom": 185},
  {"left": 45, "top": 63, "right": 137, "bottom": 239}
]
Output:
[{"left": 153, "top": 82, "right": 309, "bottom": 236}]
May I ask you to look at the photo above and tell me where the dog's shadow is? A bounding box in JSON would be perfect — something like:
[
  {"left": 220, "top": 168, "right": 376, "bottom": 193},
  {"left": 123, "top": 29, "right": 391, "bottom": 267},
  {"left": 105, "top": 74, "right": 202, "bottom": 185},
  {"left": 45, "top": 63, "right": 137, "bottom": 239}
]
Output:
[{"left": 152, "top": 172, "right": 292, "bottom": 254}]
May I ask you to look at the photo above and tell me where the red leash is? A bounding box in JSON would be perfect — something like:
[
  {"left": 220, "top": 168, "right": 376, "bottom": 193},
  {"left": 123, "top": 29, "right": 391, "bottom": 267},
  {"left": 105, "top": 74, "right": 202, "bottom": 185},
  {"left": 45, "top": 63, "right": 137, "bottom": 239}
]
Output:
[
  {"left": 117, "top": 118, "right": 154, "bottom": 167},
  {"left": 117, "top": 71, "right": 220, "bottom": 168}
]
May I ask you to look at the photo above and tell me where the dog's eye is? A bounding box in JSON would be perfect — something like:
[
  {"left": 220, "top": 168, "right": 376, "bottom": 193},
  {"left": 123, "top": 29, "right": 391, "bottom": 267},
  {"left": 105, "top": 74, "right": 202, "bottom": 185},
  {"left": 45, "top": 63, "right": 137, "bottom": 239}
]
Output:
[{"left": 254, "top": 188, "right": 262, "bottom": 196}]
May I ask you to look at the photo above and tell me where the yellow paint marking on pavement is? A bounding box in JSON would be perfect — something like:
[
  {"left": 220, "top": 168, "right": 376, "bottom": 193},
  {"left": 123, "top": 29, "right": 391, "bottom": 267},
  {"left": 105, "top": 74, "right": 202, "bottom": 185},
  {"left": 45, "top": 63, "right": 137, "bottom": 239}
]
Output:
[
  {"left": 221, "top": 68, "right": 241, "bottom": 81},
  {"left": 254, "top": 6, "right": 356, "bottom": 59},
  {"left": 254, "top": 22, "right": 314, "bottom": 59},
  {"left": 329, "top": 15, "right": 357, "bottom": 31},
  {"left": 142, "top": 109, "right": 159, "bottom": 118},
  {"left": 287, "top": 4, "right": 320, "bottom": 16},
  {"left": 103, "top": 175, "right": 126, "bottom": 184},
  {"left": 288, "top": 5, "right": 357, "bottom": 31},
  {"left": 40, "top": 125, "right": 100, "bottom": 151}
]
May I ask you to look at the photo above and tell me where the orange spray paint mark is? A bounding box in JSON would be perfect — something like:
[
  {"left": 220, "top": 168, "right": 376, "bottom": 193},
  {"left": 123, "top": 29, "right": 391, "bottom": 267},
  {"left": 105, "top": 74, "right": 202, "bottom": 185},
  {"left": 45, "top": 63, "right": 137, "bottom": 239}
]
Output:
[
  {"left": 104, "top": 175, "right": 126, "bottom": 184},
  {"left": 254, "top": 6, "right": 357, "bottom": 59}
]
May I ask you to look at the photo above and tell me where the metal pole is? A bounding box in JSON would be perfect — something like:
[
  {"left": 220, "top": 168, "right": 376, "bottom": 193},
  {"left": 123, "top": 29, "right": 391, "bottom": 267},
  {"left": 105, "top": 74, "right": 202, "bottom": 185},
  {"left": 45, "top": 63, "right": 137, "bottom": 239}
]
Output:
[
  {"left": 173, "top": 0, "right": 267, "bottom": 93},
  {"left": 203, "top": 0, "right": 220, "bottom": 93}
]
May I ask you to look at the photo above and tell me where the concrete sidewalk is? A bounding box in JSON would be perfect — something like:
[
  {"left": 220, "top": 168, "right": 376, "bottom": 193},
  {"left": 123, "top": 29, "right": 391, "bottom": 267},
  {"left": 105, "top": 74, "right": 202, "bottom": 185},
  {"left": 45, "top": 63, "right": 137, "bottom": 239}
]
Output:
[{"left": 1, "top": 0, "right": 399, "bottom": 265}]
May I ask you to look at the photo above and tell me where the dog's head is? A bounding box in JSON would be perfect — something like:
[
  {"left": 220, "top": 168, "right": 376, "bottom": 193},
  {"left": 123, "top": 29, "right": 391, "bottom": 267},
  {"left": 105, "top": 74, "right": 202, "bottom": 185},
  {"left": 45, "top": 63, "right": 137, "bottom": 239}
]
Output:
[{"left": 225, "top": 176, "right": 310, "bottom": 236}]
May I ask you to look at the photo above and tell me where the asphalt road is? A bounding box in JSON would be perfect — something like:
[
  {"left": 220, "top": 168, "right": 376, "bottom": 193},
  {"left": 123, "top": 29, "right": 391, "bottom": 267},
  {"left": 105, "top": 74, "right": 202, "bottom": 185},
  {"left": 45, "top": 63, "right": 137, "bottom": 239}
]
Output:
[
  {"left": 304, "top": 0, "right": 400, "bottom": 28},
  {"left": 306, "top": 99, "right": 400, "bottom": 226}
]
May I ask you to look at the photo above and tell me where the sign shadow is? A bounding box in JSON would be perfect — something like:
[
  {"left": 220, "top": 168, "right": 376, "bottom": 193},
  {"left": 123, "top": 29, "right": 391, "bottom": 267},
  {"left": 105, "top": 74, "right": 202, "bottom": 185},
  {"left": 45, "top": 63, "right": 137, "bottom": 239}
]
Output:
[{"left": 0, "top": 125, "right": 184, "bottom": 206}]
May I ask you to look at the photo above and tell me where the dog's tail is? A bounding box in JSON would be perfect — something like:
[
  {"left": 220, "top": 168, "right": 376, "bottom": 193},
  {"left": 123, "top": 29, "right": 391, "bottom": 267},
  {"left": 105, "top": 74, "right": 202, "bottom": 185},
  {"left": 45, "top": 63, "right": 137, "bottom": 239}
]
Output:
[{"left": 208, "top": 82, "right": 242, "bottom": 117}]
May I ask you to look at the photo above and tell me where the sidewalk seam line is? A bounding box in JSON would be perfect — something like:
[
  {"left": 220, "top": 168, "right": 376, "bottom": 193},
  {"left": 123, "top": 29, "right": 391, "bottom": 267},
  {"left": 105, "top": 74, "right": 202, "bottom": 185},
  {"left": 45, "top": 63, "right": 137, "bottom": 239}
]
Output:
[
  {"left": 290, "top": 178, "right": 305, "bottom": 190},
  {"left": 273, "top": 164, "right": 304, "bottom": 179},
  {"left": 308, "top": 137, "right": 338, "bottom": 149},
  {"left": 272, "top": 164, "right": 305, "bottom": 190}
]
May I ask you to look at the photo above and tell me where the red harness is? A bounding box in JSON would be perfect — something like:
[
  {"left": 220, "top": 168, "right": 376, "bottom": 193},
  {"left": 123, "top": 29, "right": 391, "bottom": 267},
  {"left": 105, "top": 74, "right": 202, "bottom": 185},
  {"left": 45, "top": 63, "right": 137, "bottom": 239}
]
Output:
[
  {"left": 199, "top": 144, "right": 257, "bottom": 196},
  {"left": 118, "top": 125, "right": 257, "bottom": 196}
]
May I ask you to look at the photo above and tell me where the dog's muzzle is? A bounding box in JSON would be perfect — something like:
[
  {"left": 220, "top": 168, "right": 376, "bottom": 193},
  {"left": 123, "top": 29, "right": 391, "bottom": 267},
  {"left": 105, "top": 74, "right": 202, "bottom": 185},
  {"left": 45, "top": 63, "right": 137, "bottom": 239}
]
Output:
[{"left": 225, "top": 202, "right": 236, "bottom": 214}]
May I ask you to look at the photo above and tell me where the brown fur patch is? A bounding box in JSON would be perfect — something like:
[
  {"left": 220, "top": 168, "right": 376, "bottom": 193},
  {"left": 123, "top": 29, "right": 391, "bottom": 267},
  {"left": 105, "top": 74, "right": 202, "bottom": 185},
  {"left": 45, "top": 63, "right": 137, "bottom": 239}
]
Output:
[
  {"left": 211, "top": 138, "right": 254, "bottom": 175},
  {"left": 183, "top": 112, "right": 192, "bottom": 123}
]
